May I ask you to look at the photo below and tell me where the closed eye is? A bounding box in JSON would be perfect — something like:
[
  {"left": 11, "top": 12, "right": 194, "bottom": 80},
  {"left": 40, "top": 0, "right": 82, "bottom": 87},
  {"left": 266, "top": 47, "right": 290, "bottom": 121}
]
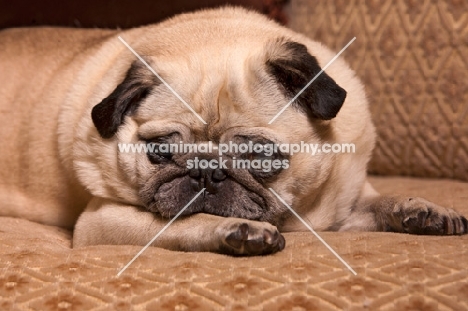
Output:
[
  {"left": 144, "top": 134, "right": 178, "bottom": 163},
  {"left": 146, "top": 142, "right": 173, "bottom": 162}
]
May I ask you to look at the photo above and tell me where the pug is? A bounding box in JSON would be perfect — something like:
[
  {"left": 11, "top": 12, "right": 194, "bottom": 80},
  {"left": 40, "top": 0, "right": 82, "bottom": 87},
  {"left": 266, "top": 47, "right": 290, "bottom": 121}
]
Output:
[{"left": 0, "top": 7, "right": 466, "bottom": 256}]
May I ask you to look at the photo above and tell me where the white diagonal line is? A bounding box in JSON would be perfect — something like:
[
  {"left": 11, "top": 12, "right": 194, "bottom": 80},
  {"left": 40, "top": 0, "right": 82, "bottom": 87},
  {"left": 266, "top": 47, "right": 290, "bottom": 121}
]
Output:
[
  {"left": 269, "top": 188, "right": 357, "bottom": 275},
  {"left": 268, "top": 37, "right": 356, "bottom": 124},
  {"left": 118, "top": 36, "right": 207, "bottom": 125},
  {"left": 117, "top": 188, "right": 206, "bottom": 277}
]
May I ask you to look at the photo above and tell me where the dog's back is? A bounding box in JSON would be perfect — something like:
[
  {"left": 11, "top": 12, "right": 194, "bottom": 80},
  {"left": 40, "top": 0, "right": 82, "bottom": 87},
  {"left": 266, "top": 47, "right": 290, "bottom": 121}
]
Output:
[{"left": 0, "top": 28, "right": 115, "bottom": 227}]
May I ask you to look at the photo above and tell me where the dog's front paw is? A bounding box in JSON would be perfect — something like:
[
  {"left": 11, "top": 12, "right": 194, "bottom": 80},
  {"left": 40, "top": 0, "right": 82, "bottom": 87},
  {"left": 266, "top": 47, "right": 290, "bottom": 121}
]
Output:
[
  {"left": 217, "top": 220, "right": 285, "bottom": 256},
  {"left": 392, "top": 197, "right": 468, "bottom": 235}
]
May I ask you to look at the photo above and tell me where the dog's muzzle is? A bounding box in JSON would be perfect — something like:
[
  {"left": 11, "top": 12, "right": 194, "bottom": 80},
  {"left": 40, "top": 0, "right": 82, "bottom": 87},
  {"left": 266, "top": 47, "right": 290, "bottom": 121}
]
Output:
[{"left": 189, "top": 168, "right": 227, "bottom": 194}]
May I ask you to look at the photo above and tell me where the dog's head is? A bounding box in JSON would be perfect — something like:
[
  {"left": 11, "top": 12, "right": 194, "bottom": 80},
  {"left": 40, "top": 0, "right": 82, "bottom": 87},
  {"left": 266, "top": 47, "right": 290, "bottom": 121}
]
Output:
[{"left": 84, "top": 33, "right": 348, "bottom": 226}]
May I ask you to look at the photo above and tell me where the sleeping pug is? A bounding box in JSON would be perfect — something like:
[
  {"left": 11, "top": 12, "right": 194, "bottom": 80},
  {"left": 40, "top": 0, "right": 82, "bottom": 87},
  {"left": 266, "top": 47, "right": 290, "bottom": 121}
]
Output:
[{"left": 0, "top": 7, "right": 466, "bottom": 256}]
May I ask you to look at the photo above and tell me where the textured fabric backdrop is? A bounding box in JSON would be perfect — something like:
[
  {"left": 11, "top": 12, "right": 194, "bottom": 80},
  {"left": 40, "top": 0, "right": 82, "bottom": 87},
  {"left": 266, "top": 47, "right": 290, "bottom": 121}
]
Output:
[{"left": 289, "top": 0, "right": 468, "bottom": 181}]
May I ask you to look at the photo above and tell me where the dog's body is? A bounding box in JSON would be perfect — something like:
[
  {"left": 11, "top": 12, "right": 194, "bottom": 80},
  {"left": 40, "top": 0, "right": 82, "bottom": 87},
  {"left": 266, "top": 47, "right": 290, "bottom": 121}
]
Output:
[{"left": 0, "top": 7, "right": 466, "bottom": 255}]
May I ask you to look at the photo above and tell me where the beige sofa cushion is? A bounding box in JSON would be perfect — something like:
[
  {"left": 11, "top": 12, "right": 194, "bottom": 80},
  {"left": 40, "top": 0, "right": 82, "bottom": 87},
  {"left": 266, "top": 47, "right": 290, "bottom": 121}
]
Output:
[
  {"left": 289, "top": 0, "right": 468, "bottom": 181},
  {"left": 1, "top": 176, "right": 467, "bottom": 310}
]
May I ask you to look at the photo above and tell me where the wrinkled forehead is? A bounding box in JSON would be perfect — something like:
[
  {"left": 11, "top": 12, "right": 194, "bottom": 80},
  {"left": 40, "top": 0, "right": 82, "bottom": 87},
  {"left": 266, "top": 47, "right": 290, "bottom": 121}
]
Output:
[
  {"left": 92, "top": 34, "right": 346, "bottom": 142},
  {"left": 134, "top": 46, "right": 280, "bottom": 132}
]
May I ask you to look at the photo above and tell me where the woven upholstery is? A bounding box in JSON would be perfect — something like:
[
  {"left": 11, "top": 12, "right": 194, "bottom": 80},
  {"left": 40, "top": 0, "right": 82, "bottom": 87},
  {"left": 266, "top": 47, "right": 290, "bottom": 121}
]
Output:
[
  {"left": 1, "top": 177, "right": 468, "bottom": 310},
  {"left": 289, "top": 0, "right": 468, "bottom": 181}
]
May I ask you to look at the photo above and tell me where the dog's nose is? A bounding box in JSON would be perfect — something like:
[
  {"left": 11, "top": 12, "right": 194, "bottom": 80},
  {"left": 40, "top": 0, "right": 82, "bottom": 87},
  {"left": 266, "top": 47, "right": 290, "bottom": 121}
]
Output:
[{"left": 189, "top": 168, "right": 226, "bottom": 194}]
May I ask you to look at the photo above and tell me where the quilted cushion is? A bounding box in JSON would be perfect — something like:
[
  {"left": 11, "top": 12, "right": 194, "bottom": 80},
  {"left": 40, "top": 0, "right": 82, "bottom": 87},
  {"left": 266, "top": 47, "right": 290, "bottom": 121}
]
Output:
[{"left": 1, "top": 176, "right": 467, "bottom": 310}]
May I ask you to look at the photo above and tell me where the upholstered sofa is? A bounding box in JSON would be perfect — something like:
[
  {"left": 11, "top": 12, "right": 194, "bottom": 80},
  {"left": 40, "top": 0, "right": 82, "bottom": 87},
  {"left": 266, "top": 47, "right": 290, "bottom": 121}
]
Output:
[{"left": 1, "top": 1, "right": 467, "bottom": 310}]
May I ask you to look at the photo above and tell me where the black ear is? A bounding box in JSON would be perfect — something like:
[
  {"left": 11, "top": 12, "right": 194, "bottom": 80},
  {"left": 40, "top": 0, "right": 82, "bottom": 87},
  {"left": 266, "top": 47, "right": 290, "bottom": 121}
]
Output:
[
  {"left": 91, "top": 61, "right": 159, "bottom": 139},
  {"left": 266, "top": 40, "right": 347, "bottom": 120}
]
